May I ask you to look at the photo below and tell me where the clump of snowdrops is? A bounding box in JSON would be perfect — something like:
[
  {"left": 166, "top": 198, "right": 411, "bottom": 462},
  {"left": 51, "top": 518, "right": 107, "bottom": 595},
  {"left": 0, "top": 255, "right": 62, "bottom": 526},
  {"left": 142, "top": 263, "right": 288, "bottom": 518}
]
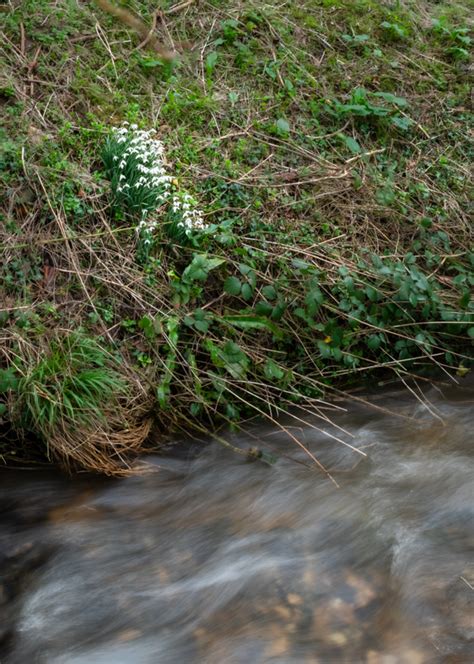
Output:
[{"left": 102, "top": 123, "right": 206, "bottom": 245}]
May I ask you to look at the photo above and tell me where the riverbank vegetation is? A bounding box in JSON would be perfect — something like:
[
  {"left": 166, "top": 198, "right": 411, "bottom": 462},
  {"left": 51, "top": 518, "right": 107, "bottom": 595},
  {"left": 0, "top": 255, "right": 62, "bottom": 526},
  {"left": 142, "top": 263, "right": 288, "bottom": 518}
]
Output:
[{"left": 1, "top": 0, "right": 472, "bottom": 473}]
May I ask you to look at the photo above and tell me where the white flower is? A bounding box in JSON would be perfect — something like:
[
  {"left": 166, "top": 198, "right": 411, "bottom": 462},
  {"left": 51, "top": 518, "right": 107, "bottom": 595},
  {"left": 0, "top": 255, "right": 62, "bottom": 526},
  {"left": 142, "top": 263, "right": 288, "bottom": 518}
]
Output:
[{"left": 109, "top": 122, "right": 208, "bottom": 239}]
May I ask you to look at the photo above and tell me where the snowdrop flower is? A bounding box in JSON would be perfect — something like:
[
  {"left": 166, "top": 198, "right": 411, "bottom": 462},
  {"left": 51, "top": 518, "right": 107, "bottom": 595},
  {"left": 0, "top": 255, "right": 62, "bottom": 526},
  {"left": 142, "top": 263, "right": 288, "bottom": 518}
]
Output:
[{"left": 107, "top": 122, "right": 208, "bottom": 240}]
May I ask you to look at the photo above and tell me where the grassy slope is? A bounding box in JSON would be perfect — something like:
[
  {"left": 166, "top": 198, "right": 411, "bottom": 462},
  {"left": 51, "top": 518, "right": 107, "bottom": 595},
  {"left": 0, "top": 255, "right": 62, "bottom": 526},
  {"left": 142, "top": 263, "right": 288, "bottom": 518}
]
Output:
[{"left": 0, "top": 0, "right": 473, "bottom": 471}]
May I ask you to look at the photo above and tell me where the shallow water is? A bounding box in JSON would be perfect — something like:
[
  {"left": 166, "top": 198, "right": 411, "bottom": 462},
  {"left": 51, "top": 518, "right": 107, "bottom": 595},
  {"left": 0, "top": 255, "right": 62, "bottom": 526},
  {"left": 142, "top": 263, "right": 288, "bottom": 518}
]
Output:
[{"left": 1, "top": 379, "right": 473, "bottom": 663}]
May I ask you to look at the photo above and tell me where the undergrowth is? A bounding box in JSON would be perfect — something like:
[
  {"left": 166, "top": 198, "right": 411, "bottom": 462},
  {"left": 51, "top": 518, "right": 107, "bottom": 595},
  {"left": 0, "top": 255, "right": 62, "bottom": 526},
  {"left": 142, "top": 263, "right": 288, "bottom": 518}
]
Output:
[{"left": 0, "top": 0, "right": 472, "bottom": 474}]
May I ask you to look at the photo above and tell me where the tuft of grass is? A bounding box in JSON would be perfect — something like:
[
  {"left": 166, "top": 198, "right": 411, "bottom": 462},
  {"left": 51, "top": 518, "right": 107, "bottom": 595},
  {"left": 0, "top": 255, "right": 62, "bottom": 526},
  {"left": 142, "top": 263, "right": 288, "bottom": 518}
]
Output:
[{"left": 15, "top": 335, "right": 127, "bottom": 440}]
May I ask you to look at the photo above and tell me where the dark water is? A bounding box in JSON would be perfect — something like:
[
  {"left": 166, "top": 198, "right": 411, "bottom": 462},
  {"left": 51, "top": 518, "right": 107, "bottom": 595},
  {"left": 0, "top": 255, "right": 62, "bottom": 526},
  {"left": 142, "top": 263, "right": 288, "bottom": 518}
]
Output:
[{"left": 1, "top": 379, "right": 473, "bottom": 663}]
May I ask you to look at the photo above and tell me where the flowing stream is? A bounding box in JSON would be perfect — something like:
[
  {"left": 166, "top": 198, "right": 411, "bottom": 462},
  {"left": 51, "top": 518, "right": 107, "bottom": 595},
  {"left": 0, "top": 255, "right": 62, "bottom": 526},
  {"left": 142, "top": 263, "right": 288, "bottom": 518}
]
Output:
[{"left": 1, "top": 379, "right": 473, "bottom": 663}]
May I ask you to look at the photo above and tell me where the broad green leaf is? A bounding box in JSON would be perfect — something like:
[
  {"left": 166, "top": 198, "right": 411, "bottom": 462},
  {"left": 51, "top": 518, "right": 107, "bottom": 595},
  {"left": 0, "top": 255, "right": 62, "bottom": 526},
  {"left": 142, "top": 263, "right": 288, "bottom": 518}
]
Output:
[
  {"left": 264, "top": 359, "right": 285, "bottom": 381},
  {"left": 339, "top": 133, "right": 361, "bottom": 154},
  {"left": 372, "top": 92, "right": 408, "bottom": 107},
  {"left": 238, "top": 263, "right": 254, "bottom": 276},
  {"left": 367, "top": 334, "right": 382, "bottom": 350},
  {"left": 224, "top": 276, "right": 242, "bottom": 296},
  {"left": 275, "top": 118, "right": 290, "bottom": 136},
  {"left": 391, "top": 115, "right": 414, "bottom": 131},
  {"left": 0, "top": 368, "right": 19, "bottom": 393},
  {"left": 241, "top": 283, "right": 253, "bottom": 301},
  {"left": 194, "top": 319, "right": 209, "bottom": 333},
  {"left": 255, "top": 301, "right": 273, "bottom": 316},
  {"left": 183, "top": 254, "right": 225, "bottom": 282},
  {"left": 262, "top": 285, "right": 277, "bottom": 300},
  {"left": 271, "top": 302, "right": 286, "bottom": 321},
  {"left": 222, "top": 315, "right": 283, "bottom": 338},
  {"left": 305, "top": 288, "right": 324, "bottom": 316},
  {"left": 205, "top": 51, "right": 218, "bottom": 73},
  {"left": 339, "top": 103, "right": 371, "bottom": 116},
  {"left": 317, "top": 340, "right": 332, "bottom": 358},
  {"left": 207, "top": 340, "right": 249, "bottom": 378}
]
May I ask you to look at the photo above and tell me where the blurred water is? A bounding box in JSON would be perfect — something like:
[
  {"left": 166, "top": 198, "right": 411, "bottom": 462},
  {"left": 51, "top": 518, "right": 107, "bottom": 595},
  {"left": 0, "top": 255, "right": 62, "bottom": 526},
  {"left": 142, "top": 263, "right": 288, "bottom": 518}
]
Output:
[{"left": 1, "top": 379, "right": 473, "bottom": 663}]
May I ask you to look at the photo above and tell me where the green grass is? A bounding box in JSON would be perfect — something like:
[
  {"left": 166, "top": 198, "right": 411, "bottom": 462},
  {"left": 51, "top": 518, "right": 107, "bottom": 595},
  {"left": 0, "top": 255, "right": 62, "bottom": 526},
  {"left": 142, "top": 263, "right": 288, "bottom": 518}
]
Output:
[
  {"left": 14, "top": 335, "right": 126, "bottom": 440},
  {"left": 0, "top": 0, "right": 472, "bottom": 472}
]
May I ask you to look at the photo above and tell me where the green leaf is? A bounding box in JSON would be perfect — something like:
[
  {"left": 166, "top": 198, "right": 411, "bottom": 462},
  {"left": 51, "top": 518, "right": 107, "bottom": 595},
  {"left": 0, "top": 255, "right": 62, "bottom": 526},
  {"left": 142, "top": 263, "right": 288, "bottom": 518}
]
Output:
[
  {"left": 317, "top": 340, "right": 332, "bottom": 359},
  {"left": 238, "top": 263, "right": 253, "bottom": 275},
  {"left": 262, "top": 285, "right": 277, "bottom": 300},
  {"left": 271, "top": 302, "right": 286, "bottom": 321},
  {"left": 339, "top": 104, "right": 371, "bottom": 117},
  {"left": 0, "top": 403, "right": 7, "bottom": 417},
  {"left": 0, "top": 368, "right": 19, "bottom": 393},
  {"left": 157, "top": 383, "right": 170, "bottom": 409},
  {"left": 255, "top": 301, "right": 273, "bottom": 316},
  {"left": 291, "top": 258, "right": 311, "bottom": 271},
  {"left": 138, "top": 315, "right": 158, "bottom": 340},
  {"left": 190, "top": 402, "right": 202, "bottom": 417},
  {"left": 166, "top": 317, "right": 180, "bottom": 348},
  {"left": 224, "top": 276, "right": 242, "bottom": 296},
  {"left": 222, "top": 315, "right": 283, "bottom": 338},
  {"left": 275, "top": 118, "right": 290, "bottom": 136},
  {"left": 264, "top": 359, "right": 285, "bottom": 381},
  {"left": 367, "top": 334, "right": 382, "bottom": 350},
  {"left": 208, "top": 340, "right": 249, "bottom": 379},
  {"left": 305, "top": 288, "right": 324, "bottom": 316},
  {"left": 194, "top": 319, "right": 210, "bottom": 333},
  {"left": 241, "top": 283, "right": 253, "bottom": 301},
  {"left": 372, "top": 92, "right": 408, "bottom": 107},
  {"left": 183, "top": 254, "right": 225, "bottom": 283},
  {"left": 339, "top": 133, "right": 361, "bottom": 154},
  {"left": 391, "top": 115, "right": 414, "bottom": 131},
  {"left": 205, "top": 51, "right": 218, "bottom": 73}
]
